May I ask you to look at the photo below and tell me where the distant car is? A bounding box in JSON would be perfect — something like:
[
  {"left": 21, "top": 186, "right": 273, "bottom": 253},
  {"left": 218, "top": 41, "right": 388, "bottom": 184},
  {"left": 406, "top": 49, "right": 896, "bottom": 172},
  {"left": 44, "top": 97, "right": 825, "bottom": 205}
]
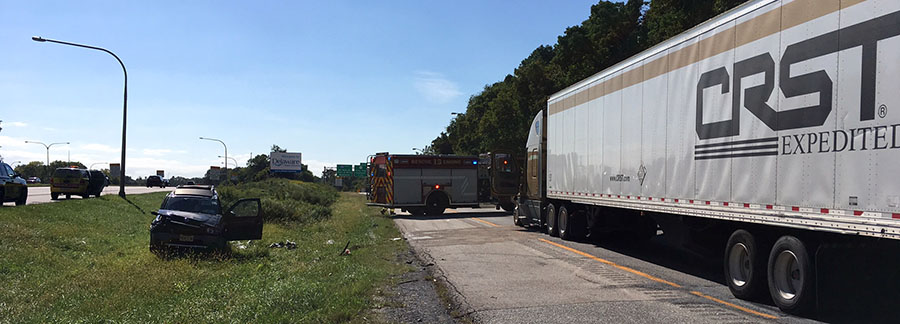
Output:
[
  {"left": 149, "top": 185, "right": 262, "bottom": 253},
  {"left": 147, "top": 175, "right": 168, "bottom": 188},
  {"left": 26, "top": 177, "right": 41, "bottom": 184},
  {"left": 0, "top": 161, "right": 27, "bottom": 206}
]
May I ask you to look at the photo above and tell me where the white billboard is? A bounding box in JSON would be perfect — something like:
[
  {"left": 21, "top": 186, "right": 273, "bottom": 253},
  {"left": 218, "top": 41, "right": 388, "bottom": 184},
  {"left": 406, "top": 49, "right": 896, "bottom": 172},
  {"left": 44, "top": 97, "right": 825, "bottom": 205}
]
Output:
[{"left": 270, "top": 152, "right": 302, "bottom": 172}]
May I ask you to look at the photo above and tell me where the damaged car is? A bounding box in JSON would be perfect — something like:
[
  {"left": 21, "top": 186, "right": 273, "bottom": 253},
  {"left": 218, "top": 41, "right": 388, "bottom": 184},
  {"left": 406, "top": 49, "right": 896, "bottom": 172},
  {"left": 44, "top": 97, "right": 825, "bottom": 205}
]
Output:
[{"left": 149, "top": 185, "right": 262, "bottom": 253}]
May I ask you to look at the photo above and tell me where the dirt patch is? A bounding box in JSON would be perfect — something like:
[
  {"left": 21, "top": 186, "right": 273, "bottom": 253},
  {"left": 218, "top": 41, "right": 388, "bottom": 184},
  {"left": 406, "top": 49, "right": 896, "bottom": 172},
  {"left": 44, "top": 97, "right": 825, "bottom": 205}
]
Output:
[{"left": 369, "top": 245, "right": 468, "bottom": 324}]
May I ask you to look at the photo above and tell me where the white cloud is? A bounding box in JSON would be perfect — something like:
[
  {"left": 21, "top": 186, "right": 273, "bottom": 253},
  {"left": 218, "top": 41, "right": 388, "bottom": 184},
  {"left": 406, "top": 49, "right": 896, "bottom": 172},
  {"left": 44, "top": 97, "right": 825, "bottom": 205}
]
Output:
[
  {"left": 304, "top": 159, "right": 335, "bottom": 176},
  {"left": 142, "top": 148, "right": 186, "bottom": 156},
  {"left": 9, "top": 122, "right": 27, "bottom": 127},
  {"left": 0, "top": 135, "right": 33, "bottom": 149},
  {"left": 81, "top": 143, "right": 118, "bottom": 153},
  {"left": 413, "top": 71, "right": 462, "bottom": 104}
]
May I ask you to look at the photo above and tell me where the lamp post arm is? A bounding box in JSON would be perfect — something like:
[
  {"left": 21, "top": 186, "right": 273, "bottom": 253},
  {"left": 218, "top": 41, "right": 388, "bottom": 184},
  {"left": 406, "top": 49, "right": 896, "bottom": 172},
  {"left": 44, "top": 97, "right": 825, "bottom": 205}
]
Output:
[{"left": 33, "top": 36, "right": 128, "bottom": 198}]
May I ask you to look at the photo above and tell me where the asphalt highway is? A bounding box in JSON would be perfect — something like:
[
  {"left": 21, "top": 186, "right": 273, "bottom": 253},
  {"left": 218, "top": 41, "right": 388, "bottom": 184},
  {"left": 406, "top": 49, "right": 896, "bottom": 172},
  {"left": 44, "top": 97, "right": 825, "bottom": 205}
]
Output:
[
  {"left": 15, "top": 185, "right": 173, "bottom": 205},
  {"left": 393, "top": 207, "right": 825, "bottom": 324}
]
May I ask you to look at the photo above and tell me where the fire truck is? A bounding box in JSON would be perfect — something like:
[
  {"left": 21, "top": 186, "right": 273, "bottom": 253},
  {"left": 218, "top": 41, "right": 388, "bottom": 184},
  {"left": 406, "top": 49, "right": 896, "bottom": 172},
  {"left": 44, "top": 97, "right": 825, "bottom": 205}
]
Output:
[{"left": 367, "top": 152, "right": 518, "bottom": 216}]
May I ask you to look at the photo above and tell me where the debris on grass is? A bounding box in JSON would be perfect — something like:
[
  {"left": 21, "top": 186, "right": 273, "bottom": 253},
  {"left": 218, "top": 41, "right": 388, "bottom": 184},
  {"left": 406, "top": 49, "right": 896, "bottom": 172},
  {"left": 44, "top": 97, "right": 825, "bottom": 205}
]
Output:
[
  {"left": 268, "top": 240, "right": 297, "bottom": 249},
  {"left": 339, "top": 240, "right": 351, "bottom": 256}
]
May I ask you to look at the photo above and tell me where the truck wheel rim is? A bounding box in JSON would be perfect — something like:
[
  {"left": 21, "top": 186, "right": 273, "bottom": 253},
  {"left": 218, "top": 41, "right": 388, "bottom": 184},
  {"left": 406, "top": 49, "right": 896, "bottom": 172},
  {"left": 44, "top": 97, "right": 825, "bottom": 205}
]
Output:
[
  {"left": 559, "top": 210, "right": 567, "bottom": 234},
  {"left": 773, "top": 250, "right": 802, "bottom": 300},
  {"left": 728, "top": 243, "right": 751, "bottom": 287}
]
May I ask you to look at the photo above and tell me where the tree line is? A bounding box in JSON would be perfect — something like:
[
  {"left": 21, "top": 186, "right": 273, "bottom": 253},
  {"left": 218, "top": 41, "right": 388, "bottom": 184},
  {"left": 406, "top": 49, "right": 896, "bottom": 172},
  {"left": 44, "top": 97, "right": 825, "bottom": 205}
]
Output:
[{"left": 425, "top": 0, "right": 746, "bottom": 155}]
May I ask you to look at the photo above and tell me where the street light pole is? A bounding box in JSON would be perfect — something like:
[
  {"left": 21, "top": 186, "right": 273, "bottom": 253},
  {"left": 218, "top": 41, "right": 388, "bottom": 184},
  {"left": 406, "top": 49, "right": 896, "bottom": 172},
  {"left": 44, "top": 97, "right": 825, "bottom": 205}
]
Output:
[
  {"left": 25, "top": 141, "right": 69, "bottom": 177},
  {"left": 219, "top": 156, "right": 238, "bottom": 168},
  {"left": 200, "top": 137, "right": 227, "bottom": 179},
  {"left": 32, "top": 36, "right": 128, "bottom": 198}
]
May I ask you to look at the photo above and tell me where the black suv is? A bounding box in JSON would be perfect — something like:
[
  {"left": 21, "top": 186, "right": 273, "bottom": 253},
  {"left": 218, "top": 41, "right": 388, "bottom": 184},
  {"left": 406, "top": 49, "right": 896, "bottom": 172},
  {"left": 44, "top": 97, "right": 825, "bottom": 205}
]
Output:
[
  {"left": 149, "top": 185, "right": 262, "bottom": 252},
  {"left": 0, "top": 161, "right": 27, "bottom": 206},
  {"left": 146, "top": 175, "right": 167, "bottom": 188}
]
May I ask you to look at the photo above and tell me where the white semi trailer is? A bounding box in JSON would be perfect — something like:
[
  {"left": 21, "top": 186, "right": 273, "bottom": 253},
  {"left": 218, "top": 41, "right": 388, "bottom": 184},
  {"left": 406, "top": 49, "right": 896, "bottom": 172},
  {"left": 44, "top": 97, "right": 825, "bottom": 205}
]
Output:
[{"left": 513, "top": 0, "right": 900, "bottom": 315}]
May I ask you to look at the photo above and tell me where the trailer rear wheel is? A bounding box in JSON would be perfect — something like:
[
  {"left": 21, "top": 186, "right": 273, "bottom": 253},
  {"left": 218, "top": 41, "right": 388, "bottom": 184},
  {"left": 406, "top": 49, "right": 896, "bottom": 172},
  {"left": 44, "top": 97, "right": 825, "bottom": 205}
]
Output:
[
  {"left": 558, "top": 205, "right": 573, "bottom": 240},
  {"left": 767, "top": 235, "right": 815, "bottom": 315},
  {"left": 724, "top": 230, "right": 767, "bottom": 300},
  {"left": 546, "top": 203, "right": 558, "bottom": 236}
]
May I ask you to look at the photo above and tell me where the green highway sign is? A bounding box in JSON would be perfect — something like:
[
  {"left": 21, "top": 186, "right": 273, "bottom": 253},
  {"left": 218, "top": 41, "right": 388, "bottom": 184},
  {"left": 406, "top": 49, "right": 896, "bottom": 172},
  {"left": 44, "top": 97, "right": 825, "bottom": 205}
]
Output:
[
  {"left": 337, "top": 164, "right": 353, "bottom": 177},
  {"left": 354, "top": 163, "right": 368, "bottom": 177}
]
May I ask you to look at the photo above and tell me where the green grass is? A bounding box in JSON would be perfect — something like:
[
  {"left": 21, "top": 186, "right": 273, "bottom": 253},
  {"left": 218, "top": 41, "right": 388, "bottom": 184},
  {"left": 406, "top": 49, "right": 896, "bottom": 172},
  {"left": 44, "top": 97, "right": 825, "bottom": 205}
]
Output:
[{"left": 0, "top": 191, "right": 407, "bottom": 323}]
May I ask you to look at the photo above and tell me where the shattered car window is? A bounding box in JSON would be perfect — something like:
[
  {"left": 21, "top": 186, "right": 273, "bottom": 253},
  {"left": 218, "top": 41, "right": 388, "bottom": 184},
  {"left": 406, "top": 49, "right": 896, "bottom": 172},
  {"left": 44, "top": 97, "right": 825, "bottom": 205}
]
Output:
[{"left": 161, "top": 197, "right": 219, "bottom": 215}]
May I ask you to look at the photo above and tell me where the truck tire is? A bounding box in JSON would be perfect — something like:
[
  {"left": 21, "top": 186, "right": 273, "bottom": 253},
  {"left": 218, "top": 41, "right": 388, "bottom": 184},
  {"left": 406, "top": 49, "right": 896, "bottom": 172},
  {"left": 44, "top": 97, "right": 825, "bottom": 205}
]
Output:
[
  {"left": 558, "top": 205, "right": 573, "bottom": 240},
  {"left": 513, "top": 205, "right": 523, "bottom": 227},
  {"left": 15, "top": 187, "right": 27, "bottom": 206},
  {"left": 546, "top": 203, "right": 559, "bottom": 237},
  {"left": 425, "top": 193, "right": 447, "bottom": 216},
  {"left": 767, "top": 235, "right": 815, "bottom": 315},
  {"left": 500, "top": 202, "right": 516, "bottom": 213},
  {"left": 724, "top": 230, "right": 767, "bottom": 300},
  {"left": 51, "top": 192, "right": 59, "bottom": 200}
]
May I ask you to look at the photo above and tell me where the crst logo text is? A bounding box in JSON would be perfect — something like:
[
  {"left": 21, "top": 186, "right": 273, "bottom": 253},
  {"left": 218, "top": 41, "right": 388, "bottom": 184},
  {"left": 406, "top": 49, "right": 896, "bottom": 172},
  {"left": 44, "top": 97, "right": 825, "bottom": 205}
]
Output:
[{"left": 695, "top": 11, "right": 900, "bottom": 141}]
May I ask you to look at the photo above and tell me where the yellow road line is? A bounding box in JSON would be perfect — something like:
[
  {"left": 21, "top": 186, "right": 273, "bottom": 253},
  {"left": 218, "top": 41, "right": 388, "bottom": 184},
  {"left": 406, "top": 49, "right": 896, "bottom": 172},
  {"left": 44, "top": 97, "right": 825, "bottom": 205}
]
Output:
[
  {"left": 471, "top": 217, "right": 500, "bottom": 227},
  {"left": 538, "top": 238, "right": 778, "bottom": 320},
  {"left": 690, "top": 291, "right": 778, "bottom": 320},
  {"left": 538, "top": 238, "right": 680, "bottom": 287}
]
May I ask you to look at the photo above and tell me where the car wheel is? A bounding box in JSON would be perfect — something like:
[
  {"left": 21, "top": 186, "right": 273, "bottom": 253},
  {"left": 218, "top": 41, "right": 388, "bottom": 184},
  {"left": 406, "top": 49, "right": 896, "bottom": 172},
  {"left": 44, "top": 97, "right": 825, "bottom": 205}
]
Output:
[
  {"left": 724, "top": 230, "right": 767, "bottom": 300},
  {"left": 768, "top": 235, "right": 816, "bottom": 315},
  {"left": 500, "top": 202, "right": 516, "bottom": 213},
  {"left": 51, "top": 192, "right": 59, "bottom": 200},
  {"left": 65, "top": 194, "right": 71, "bottom": 199},
  {"left": 15, "top": 187, "right": 27, "bottom": 206}
]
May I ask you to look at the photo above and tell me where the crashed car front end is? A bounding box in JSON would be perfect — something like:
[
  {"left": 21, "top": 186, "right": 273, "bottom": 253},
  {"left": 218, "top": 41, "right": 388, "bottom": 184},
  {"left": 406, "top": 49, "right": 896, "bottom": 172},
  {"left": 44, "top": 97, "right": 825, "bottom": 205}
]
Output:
[{"left": 149, "top": 209, "right": 226, "bottom": 251}]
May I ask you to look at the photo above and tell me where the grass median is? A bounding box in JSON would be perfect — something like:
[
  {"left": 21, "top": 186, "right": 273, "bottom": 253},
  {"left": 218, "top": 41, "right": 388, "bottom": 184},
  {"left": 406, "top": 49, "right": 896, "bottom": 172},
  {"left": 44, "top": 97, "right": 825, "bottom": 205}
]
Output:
[{"left": 0, "top": 186, "right": 407, "bottom": 323}]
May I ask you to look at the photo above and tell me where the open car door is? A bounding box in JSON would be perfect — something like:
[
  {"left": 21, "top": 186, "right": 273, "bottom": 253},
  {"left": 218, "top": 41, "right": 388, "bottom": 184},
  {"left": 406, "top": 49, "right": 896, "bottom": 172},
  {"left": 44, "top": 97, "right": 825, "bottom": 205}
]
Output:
[{"left": 224, "top": 198, "right": 263, "bottom": 241}]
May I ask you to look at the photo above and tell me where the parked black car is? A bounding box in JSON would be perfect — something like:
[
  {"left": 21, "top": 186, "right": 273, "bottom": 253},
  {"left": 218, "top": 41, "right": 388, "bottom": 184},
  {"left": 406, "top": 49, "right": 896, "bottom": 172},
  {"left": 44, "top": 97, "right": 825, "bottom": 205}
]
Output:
[
  {"left": 0, "top": 161, "right": 27, "bottom": 206},
  {"left": 147, "top": 175, "right": 167, "bottom": 188},
  {"left": 149, "top": 185, "right": 262, "bottom": 252}
]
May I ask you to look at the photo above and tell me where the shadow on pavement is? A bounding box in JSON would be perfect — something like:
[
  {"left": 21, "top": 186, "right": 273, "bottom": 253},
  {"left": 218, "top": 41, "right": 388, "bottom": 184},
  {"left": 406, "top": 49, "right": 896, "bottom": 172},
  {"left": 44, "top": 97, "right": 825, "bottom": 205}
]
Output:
[
  {"left": 516, "top": 224, "right": 900, "bottom": 323},
  {"left": 390, "top": 210, "right": 511, "bottom": 221}
]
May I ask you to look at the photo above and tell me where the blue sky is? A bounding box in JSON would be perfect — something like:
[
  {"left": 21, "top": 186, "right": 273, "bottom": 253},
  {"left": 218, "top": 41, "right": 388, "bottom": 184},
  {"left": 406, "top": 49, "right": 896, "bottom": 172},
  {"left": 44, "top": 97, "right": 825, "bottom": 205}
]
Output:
[{"left": 0, "top": 0, "right": 600, "bottom": 178}]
